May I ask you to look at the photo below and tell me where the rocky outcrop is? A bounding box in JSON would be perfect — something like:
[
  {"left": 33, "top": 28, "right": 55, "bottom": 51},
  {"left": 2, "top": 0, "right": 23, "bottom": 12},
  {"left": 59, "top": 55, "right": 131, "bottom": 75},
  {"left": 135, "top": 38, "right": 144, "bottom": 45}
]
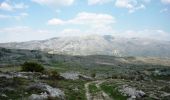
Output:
[
  {"left": 60, "top": 72, "right": 92, "bottom": 80},
  {"left": 0, "top": 72, "right": 42, "bottom": 79},
  {"left": 118, "top": 85, "right": 145, "bottom": 99},
  {"left": 28, "top": 83, "right": 65, "bottom": 100},
  {"left": 60, "top": 72, "right": 80, "bottom": 80},
  {"left": 29, "top": 93, "right": 48, "bottom": 100}
]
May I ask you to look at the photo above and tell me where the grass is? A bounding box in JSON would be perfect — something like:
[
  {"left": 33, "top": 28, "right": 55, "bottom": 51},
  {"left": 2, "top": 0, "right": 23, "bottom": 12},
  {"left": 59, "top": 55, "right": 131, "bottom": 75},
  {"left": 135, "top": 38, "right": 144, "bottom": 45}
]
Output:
[
  {"left": 89, "top": 83, "right": 100, "bottom": 94},
  {"left": 50, "top": 62, "right": 85, "bottom": 72},
  {"left": 58, "top": 80, "right": 86, "bottom": 100},
  {"left": 100, "top": 82, "right": 128, "bottom": 100},
  {"left": 0, "top": 66, "right": 21, "bottom": 72},
  {"left": 0, "top": 73, "right": 87, "bottom": 100},
  {"left": 43, "top": 79, "right": 87, "bottom": 100},
  {"left": 151, "top": 75, "right": 170, "bottom": 81},
  {"left": 0, "top": 77, "right": 33, "bottom": 100},
  {"left": 0, "top": 62, "right": 87, "bottom": 100}
]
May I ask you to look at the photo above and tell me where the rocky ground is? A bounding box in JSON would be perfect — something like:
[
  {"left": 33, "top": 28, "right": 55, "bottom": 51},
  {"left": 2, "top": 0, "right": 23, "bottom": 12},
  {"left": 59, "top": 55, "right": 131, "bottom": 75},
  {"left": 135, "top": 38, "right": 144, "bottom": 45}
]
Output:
[
  {"left": 0, "top": 48, "right": 170, "bottom": 100},
  {"left": 85, "top": 80, "right": 112, "bottom": 100},
  {"left": 100, "top": 79, "right": 170, "bottom": 100},
  {"left": 0, "top": 71, "right": 90, "bottom": 100},
  {"left": 0, "top": 70, "right": 170, "bottom": 100}
]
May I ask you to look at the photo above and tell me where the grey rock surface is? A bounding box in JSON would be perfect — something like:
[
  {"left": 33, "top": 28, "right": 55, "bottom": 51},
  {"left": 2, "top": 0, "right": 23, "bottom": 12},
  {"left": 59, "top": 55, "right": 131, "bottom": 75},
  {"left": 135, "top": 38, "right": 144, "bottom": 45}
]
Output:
[
  {"left": 28, "top": 83, "right": 65, "bottom": 99},
  {"left": 119, "top": 85, "right": 145, "bottom": 99}
]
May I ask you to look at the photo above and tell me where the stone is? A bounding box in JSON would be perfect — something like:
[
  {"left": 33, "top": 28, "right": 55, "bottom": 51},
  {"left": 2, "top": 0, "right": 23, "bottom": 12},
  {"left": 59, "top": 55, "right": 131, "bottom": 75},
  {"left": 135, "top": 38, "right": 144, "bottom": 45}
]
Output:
[
  {"left": 28, "top": 83, "right": 65, "bottom": 99},
  {"left": 1, "top": 93, "right": 7, "bottom": 97},
  {"left": 28, "top": 92, "right": 48, "bottom": 100},
  {"left": 119, "top": 85, "right": 145, "bottom": 99}
]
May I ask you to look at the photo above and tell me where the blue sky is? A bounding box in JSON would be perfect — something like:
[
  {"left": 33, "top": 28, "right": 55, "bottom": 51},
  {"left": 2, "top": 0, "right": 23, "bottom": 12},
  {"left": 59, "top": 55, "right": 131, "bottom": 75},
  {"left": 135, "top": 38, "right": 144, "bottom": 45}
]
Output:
[{"left": 0, "top": 0, "right": 170, "bottom": 42}]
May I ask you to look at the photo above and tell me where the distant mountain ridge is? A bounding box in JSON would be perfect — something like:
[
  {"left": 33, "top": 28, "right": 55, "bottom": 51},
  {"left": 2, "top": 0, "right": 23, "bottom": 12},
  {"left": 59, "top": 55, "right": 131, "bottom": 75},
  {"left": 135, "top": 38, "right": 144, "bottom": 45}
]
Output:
[{"left": 0, "top": 35, "right": 170, "bottom": 57}]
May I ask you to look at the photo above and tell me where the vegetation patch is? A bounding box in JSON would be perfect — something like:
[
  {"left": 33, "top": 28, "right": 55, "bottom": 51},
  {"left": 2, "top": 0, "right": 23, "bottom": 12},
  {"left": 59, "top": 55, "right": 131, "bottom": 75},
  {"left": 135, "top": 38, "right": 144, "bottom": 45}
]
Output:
[
  {"left": 21, "top": 62, "right": 44, "bottom": 72},
  {"left": 44, "top": 79, "right": 86, "bottom": 100},
  {"left": 0, "top": 66, "right": 21, "bottom": 72},
  {"left": 0, "top": 77, "right": 33, "bottom": 100},
  {"left": 89, "top": 83, "right": 100, "bottom": 94},
  {"left": 101, "top": 82, "right": 128, "bottom": 100},
  {"left": 59, "top": 80, "right": 86, "bottom": 100}
]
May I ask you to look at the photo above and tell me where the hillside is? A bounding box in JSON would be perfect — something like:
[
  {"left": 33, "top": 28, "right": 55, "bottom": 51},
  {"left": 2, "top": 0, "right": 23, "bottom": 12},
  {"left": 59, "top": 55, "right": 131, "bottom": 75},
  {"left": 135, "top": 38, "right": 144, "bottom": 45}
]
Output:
[
  {"left": 1, "top": 35, "right": 170, "bottom": 57},
  {"left": 1, "top": 47, "right": 170, "bottom": 72}
]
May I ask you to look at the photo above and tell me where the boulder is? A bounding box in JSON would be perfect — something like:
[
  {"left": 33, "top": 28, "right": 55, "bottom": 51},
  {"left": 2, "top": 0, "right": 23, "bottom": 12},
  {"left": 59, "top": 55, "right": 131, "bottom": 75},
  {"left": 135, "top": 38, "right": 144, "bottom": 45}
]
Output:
[
  {"left": 60, "top": 72, "right": 79, "bottom": 80},
  {"left": 119, "top": 85, "right": 145, "bottom": 99},
  {"left": 28, "top": 92, "right": 48, "bottom": 100},
  {"left": 28, "top": 83, "right": 65, "bottom": 99},
  {"left": 60, "top": 71, "right": 92, "bottom": 80}
]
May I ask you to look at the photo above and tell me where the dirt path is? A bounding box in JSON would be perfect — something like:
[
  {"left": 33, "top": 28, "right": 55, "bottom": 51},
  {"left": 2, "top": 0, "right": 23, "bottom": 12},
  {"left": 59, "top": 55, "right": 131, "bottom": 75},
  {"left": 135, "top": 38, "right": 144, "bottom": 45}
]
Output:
[
  {"left": 96, "top": 80, "right": 112, "bottom": 100},
  {"left": 84, "top": 80, "right": 112, "bottom": 100},
  {"left": 85, "top": 82, "right": 92, "bottom": 100}
]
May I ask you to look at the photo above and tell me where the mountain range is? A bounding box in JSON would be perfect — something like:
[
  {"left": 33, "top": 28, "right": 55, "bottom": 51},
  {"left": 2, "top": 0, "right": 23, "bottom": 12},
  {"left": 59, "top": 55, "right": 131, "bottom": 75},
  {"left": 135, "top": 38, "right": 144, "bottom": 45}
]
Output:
[{"left": 0, "top": 35, "right": 170, "bottom": 57}]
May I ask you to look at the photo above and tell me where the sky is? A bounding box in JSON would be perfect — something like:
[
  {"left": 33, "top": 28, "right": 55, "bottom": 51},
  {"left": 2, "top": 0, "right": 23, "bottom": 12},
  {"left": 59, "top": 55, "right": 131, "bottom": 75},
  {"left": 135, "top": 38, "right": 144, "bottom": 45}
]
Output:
[{"left": 0, "top": 0, "right": 170, "bottom": 43}]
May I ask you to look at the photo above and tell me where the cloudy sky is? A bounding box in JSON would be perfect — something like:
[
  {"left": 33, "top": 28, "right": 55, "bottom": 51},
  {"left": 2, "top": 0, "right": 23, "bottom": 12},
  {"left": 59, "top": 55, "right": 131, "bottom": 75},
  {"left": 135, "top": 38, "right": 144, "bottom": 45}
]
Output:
[{"left": 0, "top": 0, "right": 170, "bottom": 43}]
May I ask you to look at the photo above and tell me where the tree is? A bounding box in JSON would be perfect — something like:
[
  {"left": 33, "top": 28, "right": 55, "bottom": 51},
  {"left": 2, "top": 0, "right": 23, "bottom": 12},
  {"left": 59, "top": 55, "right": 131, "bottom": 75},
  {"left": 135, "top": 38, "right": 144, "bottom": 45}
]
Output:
[{"left": 21, "top": 61, "right": 44, "bottom": 72}]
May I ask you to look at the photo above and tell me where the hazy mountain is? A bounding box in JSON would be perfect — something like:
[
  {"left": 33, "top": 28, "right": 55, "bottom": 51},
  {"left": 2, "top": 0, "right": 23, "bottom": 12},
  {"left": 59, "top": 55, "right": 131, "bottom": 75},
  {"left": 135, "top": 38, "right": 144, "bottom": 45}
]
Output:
[{"left": 0, "top": 35, "right": 170, "bottom": 57}]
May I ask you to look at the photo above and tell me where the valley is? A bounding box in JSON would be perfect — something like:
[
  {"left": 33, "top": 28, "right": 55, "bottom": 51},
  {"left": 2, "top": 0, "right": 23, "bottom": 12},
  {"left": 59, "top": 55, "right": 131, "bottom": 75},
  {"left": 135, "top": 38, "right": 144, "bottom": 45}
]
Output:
[{"left": 0, "top": 47, "right": 170, "bottom": 100}]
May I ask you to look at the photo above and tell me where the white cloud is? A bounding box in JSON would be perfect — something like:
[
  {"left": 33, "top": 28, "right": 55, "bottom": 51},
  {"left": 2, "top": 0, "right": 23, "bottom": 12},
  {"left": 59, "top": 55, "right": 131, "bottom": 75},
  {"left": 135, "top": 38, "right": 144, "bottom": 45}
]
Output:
[
  {"left": 0, "top": 14, "right": 11, "bottom": 19},
  {"left": 0, "top": 26, "right": 54, "bottom": 43},
  {"left": 0, "top": 13, "right": 28, "bottom": 20},
  {"left": 47, "top": 12, "right": 116, "bottom": 36},
  {"left": 88, "top": 0, "right": 112, "bottom": 5},
  {"left": 48, "top": 12, "right": 115, "bottom": 35},
  {"left": 114, "top": 29, "right": 170, "bottom": 40},
  {"left": 32, "top": 0, "right": 74, "bottom": 7},
  {"left": 0, "top": 26, "right": 31, "bottom": 34},
  {"left": 59, "top": 26, "right": 115, "bottom": 36},
  {"left": 57, "top": 28, "right": 115, "bottom": 37},
  {"left": 54, "top": 28, "right": 170, "bottom": 41},
  {"left": 48, "top": 18, "right": 65, "bottom": 25},
  {"left": 14, "top": 12, "right": 28, "bottom": 20},
  {"left": 20, "top": 12, "right": 28, "bottom": 16},
  {"left": 60, "top": 29, "right": 82, "bottom": 36},
  {"left": 115, "top": 0, "right": 146, "bottom": 13},
  {"left": 0, "top": 1, "right": 28, "bottom": 11},
  {"left": 161, "top": 0, "right": 170, "bottom": 4},
  {"left": 0, "top": 26, "right": 113, "bottom": 43},
  {"left": 69, "top": 12, "right": 115, "bottom": 25},
  {"left": 1, "top": 26, "right": 169, "bottom": 42},
  {"left": 0, "top": 2, "right": 13, "bottom": 11},
  {"left": 48, "top": 12, "right": 115, "bottom": 26},
  {"left": 160, "top": 8, "right": 168, "bottom": 13},
  {"left": 13, "top": 3, "right": 29, "bottom": 9},
  {"left": 143, "top": 0, "right": 151, "bottom": 3}
]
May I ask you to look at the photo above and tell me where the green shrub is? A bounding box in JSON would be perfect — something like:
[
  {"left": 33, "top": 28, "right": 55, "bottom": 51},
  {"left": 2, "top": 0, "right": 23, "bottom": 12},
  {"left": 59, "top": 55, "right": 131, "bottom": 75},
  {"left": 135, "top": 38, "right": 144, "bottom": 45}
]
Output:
[
  {"left": 91, "top": 73, "right": 96, "bottom": 78},
  {"left": 48, "top": 70, "right": 60, "bottom": 79},
  {"left": 21, "top": 62, "right": 44, "bottom": 72},
  {"left": 101, "top": 83, "right": 128, "bottom": 100}
]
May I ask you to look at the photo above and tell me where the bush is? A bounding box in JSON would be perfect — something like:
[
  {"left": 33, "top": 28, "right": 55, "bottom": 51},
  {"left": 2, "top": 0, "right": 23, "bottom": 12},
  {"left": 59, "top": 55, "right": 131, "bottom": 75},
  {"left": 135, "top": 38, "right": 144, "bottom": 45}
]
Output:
[
  {"left": 91, "top": 73, "right": 96, "bottom": 78},
  {"left": 48, "top": 70, "right": 60, "bottom": 79},
  {"left": 21, "top": 62, "right": 44, "bottom": 72}
]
